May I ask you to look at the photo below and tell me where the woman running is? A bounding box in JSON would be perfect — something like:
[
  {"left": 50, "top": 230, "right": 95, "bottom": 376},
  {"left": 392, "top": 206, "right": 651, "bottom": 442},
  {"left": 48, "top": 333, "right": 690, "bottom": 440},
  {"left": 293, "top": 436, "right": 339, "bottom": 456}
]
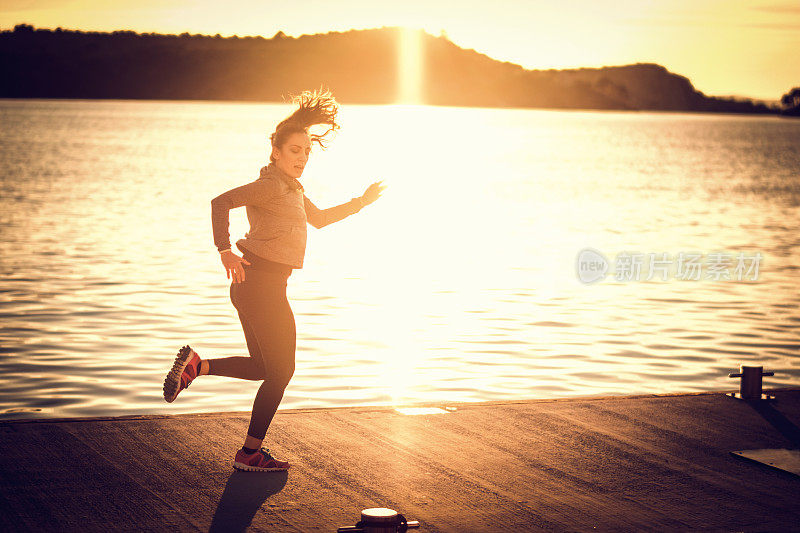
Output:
[{"left": 162, "top": 88, "right": 385, "bottom": 472}]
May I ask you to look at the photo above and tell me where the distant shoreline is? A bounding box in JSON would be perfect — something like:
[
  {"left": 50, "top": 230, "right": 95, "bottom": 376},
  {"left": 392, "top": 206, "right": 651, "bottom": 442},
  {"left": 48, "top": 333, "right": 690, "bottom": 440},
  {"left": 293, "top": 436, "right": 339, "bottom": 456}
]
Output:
[
  {"left": 0, "top": 96, "right": 788, "bottom": 118},
  {"left": 0, "top": 24, "right": 783, "bottom": 115}
]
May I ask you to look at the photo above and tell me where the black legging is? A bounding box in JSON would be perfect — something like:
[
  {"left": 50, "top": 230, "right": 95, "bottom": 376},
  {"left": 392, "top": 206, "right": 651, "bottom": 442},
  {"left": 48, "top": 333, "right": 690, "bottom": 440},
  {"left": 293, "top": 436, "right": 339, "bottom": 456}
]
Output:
[{"left": 206, "top": 265, "right": 296, "bottom": 441}]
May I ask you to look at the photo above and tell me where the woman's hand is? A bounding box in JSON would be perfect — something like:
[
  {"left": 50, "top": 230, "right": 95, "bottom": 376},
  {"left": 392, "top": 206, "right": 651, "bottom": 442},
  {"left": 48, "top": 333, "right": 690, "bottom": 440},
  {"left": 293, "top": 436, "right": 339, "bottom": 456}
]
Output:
[
  {"left": 220, "top": 250, "right": 251, "bottom": 283},
  {"left": 360, "top": 180, "right": 387, "bottom": 207}
]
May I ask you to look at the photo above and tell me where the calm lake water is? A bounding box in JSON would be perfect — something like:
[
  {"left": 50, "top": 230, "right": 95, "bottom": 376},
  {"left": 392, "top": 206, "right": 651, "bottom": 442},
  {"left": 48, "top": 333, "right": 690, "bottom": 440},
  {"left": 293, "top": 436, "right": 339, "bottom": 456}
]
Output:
[{"left": 1, "top": 98, "right": 798, "bottom": 420}]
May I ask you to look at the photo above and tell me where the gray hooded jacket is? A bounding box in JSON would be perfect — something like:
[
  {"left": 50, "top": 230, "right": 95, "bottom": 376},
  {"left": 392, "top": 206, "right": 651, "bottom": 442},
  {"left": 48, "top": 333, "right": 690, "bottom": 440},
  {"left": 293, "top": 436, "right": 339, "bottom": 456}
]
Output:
[{"left": 211, "top": 162, "right": 363, "bottom": 268}]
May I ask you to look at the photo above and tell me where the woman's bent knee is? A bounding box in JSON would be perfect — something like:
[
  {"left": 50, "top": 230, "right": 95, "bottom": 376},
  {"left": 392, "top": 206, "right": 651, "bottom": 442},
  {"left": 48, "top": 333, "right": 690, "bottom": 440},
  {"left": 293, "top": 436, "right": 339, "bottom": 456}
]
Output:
[
  {"left": 285, "top": 364, "right": 295, "bottom": 387},
  {"left": 279, "top": 366, "right": 295, "bottom": 390},
  {"left": 262, "top": 363, "right": 294, "bottom": 390}
]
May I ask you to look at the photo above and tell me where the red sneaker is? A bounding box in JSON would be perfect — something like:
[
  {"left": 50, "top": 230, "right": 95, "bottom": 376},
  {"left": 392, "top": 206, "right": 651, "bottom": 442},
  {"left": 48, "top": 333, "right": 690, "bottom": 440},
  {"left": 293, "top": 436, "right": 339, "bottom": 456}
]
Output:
[
  {"left": 233, "top": 447, "right": 291, "bottom": 472},
  {"left": 163, "top": 345, "right": 201, "bottom": 403}
]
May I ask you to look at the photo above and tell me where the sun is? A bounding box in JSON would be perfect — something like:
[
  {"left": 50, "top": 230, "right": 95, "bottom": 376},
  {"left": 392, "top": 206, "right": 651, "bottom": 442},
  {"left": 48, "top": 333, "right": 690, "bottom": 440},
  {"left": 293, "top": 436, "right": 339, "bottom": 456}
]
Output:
[{"left": 397, "top": 27, "right": 424, "bottom": 105}]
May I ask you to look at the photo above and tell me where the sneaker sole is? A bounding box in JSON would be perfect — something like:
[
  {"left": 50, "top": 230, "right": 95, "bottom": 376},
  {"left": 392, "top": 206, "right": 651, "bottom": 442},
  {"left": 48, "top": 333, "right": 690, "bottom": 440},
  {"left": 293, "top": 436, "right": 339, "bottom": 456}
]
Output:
[
  {"left": 232, "top": 461, "right": 290, "bottom": 472},
  {"left": 163, "top": 345, "right": 194, "bottom": 403}
]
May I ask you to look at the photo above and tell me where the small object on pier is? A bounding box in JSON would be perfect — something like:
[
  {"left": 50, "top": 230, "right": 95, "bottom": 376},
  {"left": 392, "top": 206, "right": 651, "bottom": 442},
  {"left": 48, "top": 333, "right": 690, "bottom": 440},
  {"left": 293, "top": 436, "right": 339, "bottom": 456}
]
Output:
[
  {"left": 337, "top": 507, "right": 420, "bottom": 532},
  {"left": 727, "top": 365, "right": 775, "bottom": 401},
  {"left": 730, "top": 449, "right": 800, "bottom": 477}
]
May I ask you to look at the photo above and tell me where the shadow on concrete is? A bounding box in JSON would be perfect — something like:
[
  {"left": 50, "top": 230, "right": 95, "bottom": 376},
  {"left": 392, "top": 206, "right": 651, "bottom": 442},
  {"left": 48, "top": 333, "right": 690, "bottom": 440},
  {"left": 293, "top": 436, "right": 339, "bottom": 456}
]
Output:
[
  {"left": 747, "top": 400, "right": 800, "bottom": 448},
  {"left": 208, "top": 471, "right": 288, "bottom": 532}
]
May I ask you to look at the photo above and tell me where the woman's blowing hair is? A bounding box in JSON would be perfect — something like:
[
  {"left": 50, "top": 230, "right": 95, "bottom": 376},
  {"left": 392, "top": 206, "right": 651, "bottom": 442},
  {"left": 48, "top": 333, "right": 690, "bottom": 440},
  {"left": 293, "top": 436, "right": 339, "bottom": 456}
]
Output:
[{"left": 269, "top": 87, "right": 340, "bottom": 163}]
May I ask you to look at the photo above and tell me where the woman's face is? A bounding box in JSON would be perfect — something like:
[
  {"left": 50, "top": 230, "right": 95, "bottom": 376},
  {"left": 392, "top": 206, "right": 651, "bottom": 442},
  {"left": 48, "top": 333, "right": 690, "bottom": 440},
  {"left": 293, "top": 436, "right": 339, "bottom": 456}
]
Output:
[{"left": 273, "top": 131, "right": 311, "bottom": 179}]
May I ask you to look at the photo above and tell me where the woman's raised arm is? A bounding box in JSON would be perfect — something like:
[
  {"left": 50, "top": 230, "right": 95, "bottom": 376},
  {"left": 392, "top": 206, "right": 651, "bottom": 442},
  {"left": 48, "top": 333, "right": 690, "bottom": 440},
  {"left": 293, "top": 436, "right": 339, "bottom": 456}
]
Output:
[
  {"left": 303, "top": 180, "right": 385, "bottom": 229},
  {"left": 303, "top": 195, "right": 364, "bottom": 229}
]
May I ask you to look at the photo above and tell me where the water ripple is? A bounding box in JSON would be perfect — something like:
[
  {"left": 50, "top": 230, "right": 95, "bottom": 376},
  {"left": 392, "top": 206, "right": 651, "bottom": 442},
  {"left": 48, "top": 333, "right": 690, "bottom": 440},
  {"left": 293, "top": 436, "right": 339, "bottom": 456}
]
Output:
[{"left": 0, "top": 100, "right": 798, "bottom": 420}]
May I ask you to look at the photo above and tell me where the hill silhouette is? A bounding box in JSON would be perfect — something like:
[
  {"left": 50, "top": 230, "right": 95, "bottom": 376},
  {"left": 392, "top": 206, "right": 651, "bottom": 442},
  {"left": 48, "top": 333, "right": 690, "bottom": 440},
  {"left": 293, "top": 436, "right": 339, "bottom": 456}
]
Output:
[{"left": 0, "top": 24, "right": 778, "bottom": 114}]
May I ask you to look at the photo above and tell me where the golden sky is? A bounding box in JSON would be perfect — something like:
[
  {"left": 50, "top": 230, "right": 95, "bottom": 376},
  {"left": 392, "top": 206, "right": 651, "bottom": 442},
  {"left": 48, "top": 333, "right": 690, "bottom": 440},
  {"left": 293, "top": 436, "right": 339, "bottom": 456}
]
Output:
[{"left": 1, "top": 0, "right": 798, "bottom": 101}]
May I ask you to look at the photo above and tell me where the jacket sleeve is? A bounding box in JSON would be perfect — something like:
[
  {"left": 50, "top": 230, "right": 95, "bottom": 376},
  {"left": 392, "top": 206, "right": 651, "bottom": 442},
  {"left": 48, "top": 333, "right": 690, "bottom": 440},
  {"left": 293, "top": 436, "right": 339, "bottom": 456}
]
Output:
[
  {"left": 304, "top": 194, "right": 363, "bottom": 229},
  {"left": 210, "top": 179, "right": 281, "bottom": 252}
]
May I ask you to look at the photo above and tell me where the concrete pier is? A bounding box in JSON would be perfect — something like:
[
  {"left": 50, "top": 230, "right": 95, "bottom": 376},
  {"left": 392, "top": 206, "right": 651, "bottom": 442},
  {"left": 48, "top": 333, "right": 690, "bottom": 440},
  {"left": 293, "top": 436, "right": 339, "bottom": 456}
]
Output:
[{"left": 2, "top": 389, "right": 799, "bottom": 532}]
